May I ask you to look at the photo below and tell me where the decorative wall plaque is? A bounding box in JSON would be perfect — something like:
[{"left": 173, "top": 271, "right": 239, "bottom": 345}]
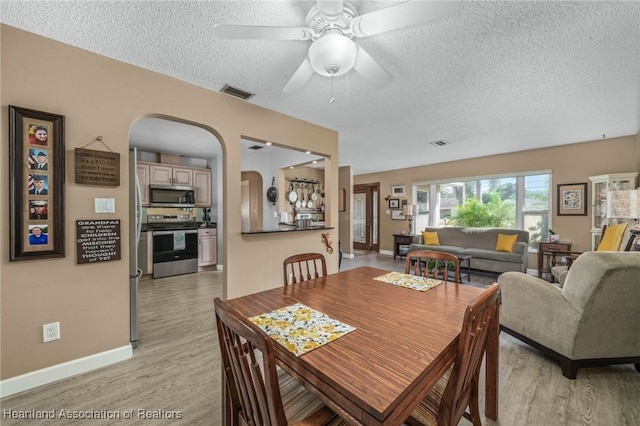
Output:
[
  {"left": 76, "top": 219, "right": 121, "bottom": 264},
  {"left": 74, "top": 148, "right": 120, "bottom": 186}
]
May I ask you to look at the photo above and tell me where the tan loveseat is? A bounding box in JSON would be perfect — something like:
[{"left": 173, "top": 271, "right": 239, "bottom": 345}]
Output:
[
  {"left": 499, "top": 251, "right": 640, "bottom": 378},
  {"left": 409, "top": 227, "right": 529, "bottom": 273}
]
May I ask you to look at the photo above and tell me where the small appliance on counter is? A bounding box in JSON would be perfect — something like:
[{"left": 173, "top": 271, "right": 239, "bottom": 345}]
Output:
[
  {"left": 296, "top": 213, "right": 312, "bottom": 230},
  {"left": 200, "top": 207, "right": 215, "bottom": 228}
]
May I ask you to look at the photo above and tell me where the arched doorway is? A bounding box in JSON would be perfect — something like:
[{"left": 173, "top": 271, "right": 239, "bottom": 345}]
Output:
[{"left": 128, "top": 116, "right": 223, "bottom": 348}]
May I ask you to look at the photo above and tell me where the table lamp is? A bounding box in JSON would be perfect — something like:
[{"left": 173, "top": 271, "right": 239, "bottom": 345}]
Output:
[
  {"left": 606, "top": 189, "right": 640, "bottom": 250},
  {"left": 403, "top": 204, "right": 418, "bottom": 235}
]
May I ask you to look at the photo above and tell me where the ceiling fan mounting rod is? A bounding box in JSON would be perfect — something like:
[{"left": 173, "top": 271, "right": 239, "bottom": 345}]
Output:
[{"left": 307, "top": 1, "right": 357, "bottom": 40}]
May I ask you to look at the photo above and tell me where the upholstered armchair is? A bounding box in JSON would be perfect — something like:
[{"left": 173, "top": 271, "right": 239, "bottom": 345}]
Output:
[
  {"left": 499, "top": 251, "right": 640, "bottom": 379},
  {"left": 551, "top": 222, "right": 632, "bottom": 285}
]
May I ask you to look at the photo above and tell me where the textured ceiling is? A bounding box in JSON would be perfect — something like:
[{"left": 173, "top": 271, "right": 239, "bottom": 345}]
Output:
[{"left": 2, "top": 1, "right": 639, "bottom": 175}]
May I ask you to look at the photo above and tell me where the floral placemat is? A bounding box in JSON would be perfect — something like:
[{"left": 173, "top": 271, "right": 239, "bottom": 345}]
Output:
[
  {"left": 249, "top": 303, "right": 356, "bottom": 357},
  {"left": 373, "top": 271, "right": 443, "bottom": 292}
]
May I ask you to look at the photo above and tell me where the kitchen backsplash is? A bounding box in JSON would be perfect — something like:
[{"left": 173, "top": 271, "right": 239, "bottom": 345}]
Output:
[{"left": 142, "top": 207, "right": 206, "bottom": 222}]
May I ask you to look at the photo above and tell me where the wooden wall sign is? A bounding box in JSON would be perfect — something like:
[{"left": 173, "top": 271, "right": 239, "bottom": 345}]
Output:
[
  {"left": 74, "top": 148, "right": 120, "bottom": 186},
  {"left": 76, "top": 219, "right": 121, "bottom": 264}
]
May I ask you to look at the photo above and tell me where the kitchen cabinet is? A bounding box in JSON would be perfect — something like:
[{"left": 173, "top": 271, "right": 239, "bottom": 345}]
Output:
[
  {"left": 149, "top": 164, "right": 193, "bottom": 186},
  {"left": 140, "top": 162, "right": 213, "bottom": 207},
  {"left": 193, "top": 169, "right": 212, "bottom": 207},
  {"left": 136, "top": 164, "right": 150, "bottom": 206},
  {"left": 588, "top": 172, "right": 637, "bottom": 250},
  {"left": 198, "top": 228, "right": 217, "bottom": 268}
]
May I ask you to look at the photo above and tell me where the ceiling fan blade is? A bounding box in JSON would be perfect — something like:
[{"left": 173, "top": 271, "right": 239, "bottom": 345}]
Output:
[
  {"left": 316, "top": 0, "right": 344, "bottom": 22},
  {"left": 283, "top": 58, "right": 315, "bottom": 93},
  {"left": 353, "top": 44, "right": 392, "bottom": 88},
  {"left": 214, "top": 24, "right": 313, "bottom": 41},
  {"left": 351, "top": 1, "right": 461, "bottom": 37}
]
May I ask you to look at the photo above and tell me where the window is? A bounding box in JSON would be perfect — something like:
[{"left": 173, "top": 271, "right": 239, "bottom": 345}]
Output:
[
  {"left": 415, "top": 187, "right": 429, "bottom": 231},
  {"left": 523, "top": 174, "right": 551, "bottom": 250},
  {"left": 413, "top": 171, "right": 551, "bottom": 250}
]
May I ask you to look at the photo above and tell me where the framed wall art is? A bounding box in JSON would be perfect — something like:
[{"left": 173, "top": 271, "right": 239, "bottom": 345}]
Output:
[
  {"left": 557, "top": 182, "right": 587, "bottom": 216},
  {"left": 391, "top": 210, "right": 405, "bottom": 220},
  {"left": 9, "top": 105, "right": 65, "bottom": 260},
  {"left": 388, "top": 198, "right": 400, "bottom": 209},
  {"left": 391, "top": 185, "right": 406, "bottom": 198}
]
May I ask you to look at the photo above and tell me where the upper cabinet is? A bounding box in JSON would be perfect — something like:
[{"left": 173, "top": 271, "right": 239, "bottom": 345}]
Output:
[
  {"left": 149, "top": 164, "right": 193, "bottom": 186},
  {"left": 193, "top": 169, "right": 212, "bottom": 207},
  {"left": 138, "top": 161, "right": 212, "bottom": 207},
  {"left": 588, "top": 172, "right": 638, "bottom": 250}
]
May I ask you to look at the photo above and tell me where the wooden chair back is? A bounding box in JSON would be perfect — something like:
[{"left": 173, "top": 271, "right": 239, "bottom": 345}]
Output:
[
  {"left": 283, "top": 253, "right": 327, "bottom": 285},
  {"left": 405, "top": 250, "right": 461, "bottom": 283},
  {"left": 440, "top": 283, "right": 500, "bottom": 425},
  {"left": 214, "top": 297, "right": 287, "bottom": 426}
]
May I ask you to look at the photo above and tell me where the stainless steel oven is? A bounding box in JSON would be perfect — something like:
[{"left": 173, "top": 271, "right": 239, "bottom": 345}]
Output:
[{"left": 148, "top": 215, "right": 199, "bottom": 278}]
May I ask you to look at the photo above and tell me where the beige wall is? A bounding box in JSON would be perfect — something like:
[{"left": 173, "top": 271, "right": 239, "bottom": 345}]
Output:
[
  {"left": 338, "top": 166, "right": 353, "bottom": 256},
  {"left": 355, "top": 136, "right": 639, "bottom": 260},
  {"left": 636, "top": 130, "right": 640, "bottom": 177},
  {"left": 1, "top": 25, "right": 339, "bottom": 379}
]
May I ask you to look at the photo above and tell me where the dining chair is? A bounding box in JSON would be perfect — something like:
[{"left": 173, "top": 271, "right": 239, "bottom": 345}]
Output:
[
  {"left": 406, "top": 283, "right": 500, "bottom": 426},
  {"left": 405, "top": 250, "right": 461, "bottom": 283},
  {"left": 283, "top": 253, "right": 327, "bottom": 285},
  {"left": 214, "top": 297, "right": 346, "bottom": 426}
]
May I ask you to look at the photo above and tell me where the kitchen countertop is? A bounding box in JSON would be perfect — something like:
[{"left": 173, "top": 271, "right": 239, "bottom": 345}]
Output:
[
  {"left": 197, "top": 222, "right": 217, "bottom": 228},
  {"left": 241, "top": 226, "right": 333, "bottom": 235}
]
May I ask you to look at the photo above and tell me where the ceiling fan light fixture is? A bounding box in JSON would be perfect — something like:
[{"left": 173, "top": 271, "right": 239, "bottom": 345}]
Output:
[{"left": 308, "top": 33, "right": 357, "bottom": 77}]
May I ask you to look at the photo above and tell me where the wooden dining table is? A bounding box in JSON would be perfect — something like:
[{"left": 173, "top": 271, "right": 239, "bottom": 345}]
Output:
[{"left": 224, "top": 266, "right": 499, "bottom": 425}]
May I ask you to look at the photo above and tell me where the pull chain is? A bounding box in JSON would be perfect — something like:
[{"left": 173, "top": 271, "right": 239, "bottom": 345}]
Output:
[{"left": 330, "top": 74, "right": 336, "bottom": 104}]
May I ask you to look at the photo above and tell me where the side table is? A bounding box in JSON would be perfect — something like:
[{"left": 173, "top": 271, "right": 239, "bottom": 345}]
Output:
[
  {"left": 538, "top": 241, "right": 572, "bottom": 280},
  {"left": 456, "top": 254, "right": 472, "bottom": 282},
  {"left": 393, "top": 234, "right": 414, "bottom": 259}
]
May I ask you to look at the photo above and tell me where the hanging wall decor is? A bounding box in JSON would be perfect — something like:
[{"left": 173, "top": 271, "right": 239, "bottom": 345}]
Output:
[
  {"left": 9, "top": 106, "right": 65, "bottom": 260},
  {"left": 557, "top": 182, "right": 587, "bottom": 216}
]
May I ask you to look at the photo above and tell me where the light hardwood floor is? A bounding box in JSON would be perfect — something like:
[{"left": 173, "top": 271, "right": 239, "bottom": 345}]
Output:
[{"left": 2, "top": 252, "right": 639, "bottom": 425}]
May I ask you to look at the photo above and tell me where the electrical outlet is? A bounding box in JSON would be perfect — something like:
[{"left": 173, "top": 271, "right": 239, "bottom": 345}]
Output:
[{"left": 43, "top": 322, "right": 60, "bottom": 342}]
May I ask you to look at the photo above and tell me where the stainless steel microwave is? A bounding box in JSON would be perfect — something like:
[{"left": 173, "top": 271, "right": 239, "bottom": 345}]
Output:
[{"left": 149, "top": 185, "right": 195, "bottom": 207}]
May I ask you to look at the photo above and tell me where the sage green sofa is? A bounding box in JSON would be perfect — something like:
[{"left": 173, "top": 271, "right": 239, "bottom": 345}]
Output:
[
  {"left": 499, "top": 251, "right": 640, "bottom": 378},
  {"left": 409, "top": 226, "right": 529, "bottom": 273}
]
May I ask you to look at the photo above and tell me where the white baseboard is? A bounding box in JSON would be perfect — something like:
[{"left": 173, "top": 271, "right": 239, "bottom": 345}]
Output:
[
  {"left": 342, "top": 253, "right": 355, "bottom": 259},
  {"left": 0, "top": 344, "right": 132, "bottom": 398},
  {"left": 380, "top": 250, "right": 394, "bottom": 256}
]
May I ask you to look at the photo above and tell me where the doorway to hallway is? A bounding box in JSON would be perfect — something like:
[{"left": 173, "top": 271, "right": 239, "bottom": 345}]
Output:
[{"left": 353, "top": 183, "right": 380, "bottom": 252}]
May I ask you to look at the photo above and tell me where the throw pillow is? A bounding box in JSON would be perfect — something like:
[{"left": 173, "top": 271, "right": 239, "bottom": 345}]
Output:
[
  {"left": 597, "top": 222, "right": 628, "bottom": 251},
  {"left": 495, "top": 233, "right": 518, "bottom": 253},
  {"left": 422, "top": 231, "right": 440, "bottom": 245}
]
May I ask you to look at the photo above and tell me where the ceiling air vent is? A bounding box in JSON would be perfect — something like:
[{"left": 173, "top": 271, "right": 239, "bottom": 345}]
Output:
[
  {"left": 429, "top": 140, "right": 448, "bottom": 147},
  {"left": 220, "top": 84, "right": 255, "bottom": 100}
]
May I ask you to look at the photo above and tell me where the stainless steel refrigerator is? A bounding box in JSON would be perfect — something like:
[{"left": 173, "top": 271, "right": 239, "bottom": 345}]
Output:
[{"left": 128, "top": 149, "right": 142, "bottom": 348}]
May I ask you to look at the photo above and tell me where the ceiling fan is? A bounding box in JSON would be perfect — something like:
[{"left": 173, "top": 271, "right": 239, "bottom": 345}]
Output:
[{"left": 214, "top": 0, "right": 461, "bottom": 93}]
